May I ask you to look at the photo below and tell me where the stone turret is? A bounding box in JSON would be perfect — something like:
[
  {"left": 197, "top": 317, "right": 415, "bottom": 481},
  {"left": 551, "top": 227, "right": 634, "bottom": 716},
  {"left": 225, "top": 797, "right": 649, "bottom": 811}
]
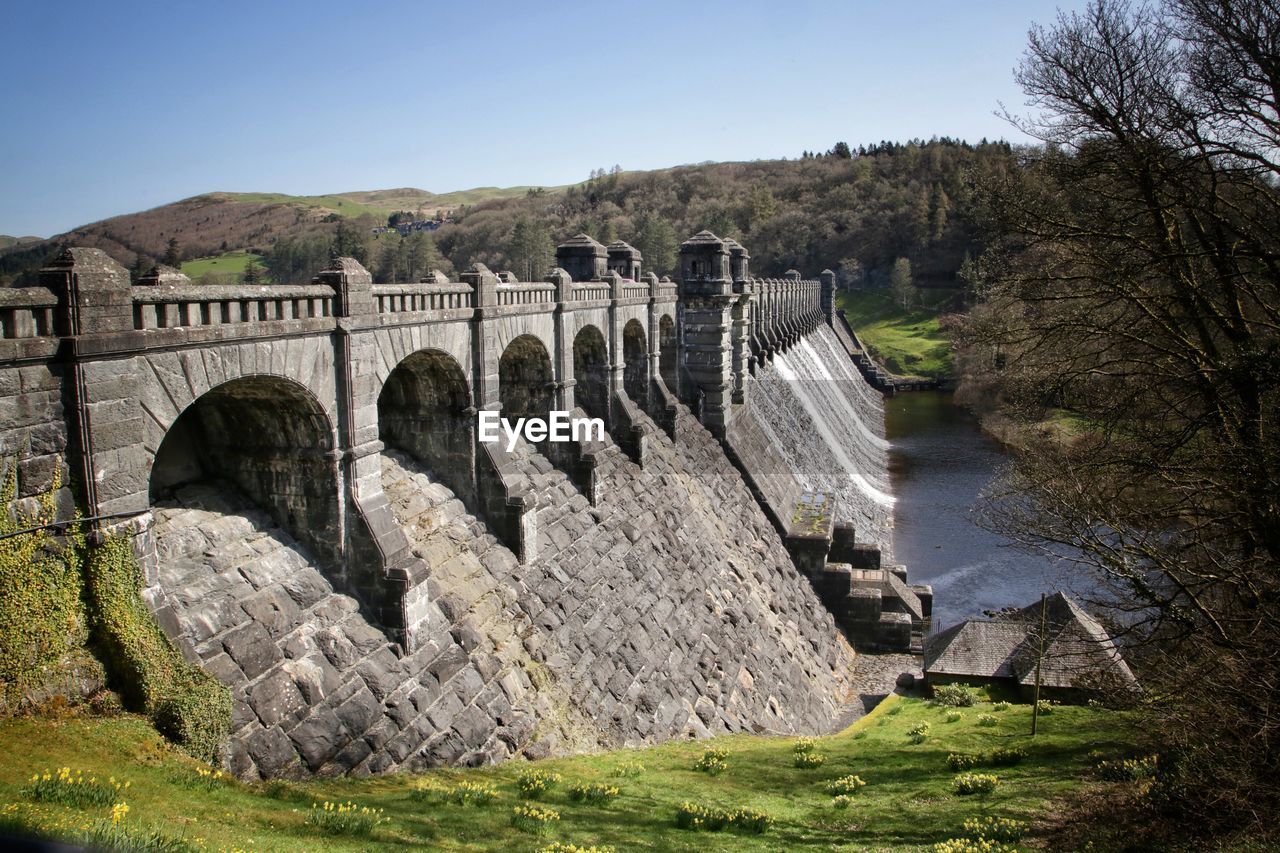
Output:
[
  {"left": 555, "top": 234, "right": 607, "bottom": 282},
  {"left": 606, "top": 240, "right": 642, "bottom": 281},
  {"left": 678, "top": 230, "right": 731, "bottom": 292},
  {"left": 678, "top": 231, "right": 737, "bottom": 436}
]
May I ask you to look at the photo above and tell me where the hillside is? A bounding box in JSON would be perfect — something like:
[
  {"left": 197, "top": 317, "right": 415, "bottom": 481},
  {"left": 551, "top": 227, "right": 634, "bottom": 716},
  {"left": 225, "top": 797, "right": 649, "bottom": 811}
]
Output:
[
  {"left": 0, "top": 139, "right": 1013, "bottom": 289},
  {"left": 0, "top": 184, "right": 546, "bottom": 286},
  {"left": 0, "top": 694, "right": 1140, "bottom": 851}
]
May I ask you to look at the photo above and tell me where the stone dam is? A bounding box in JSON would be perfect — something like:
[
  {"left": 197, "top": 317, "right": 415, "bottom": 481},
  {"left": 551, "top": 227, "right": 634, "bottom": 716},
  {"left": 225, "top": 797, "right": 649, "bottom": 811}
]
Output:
[{"left": 0, "top": 231, "right": 931, "bottom": 778}]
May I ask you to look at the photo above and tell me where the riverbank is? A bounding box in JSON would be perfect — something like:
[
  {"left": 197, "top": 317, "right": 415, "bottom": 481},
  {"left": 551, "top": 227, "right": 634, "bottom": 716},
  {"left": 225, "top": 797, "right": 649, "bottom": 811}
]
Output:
[{"left": 834, "top": 289, "right": 958, "bottom": 381}]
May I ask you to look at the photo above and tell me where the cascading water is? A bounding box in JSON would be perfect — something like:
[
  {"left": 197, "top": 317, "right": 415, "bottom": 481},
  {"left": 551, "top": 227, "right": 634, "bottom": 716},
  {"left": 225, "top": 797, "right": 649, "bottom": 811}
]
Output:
[{"left": 750, "top": 324, "right": 896, "bottom": 554}]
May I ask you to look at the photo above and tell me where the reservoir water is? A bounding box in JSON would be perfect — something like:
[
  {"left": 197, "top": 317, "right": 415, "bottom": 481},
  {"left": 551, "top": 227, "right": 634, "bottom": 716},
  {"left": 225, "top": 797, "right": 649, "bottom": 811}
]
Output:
[{"left": 885, "top": 391, "right": 1078, "bottom": 631}]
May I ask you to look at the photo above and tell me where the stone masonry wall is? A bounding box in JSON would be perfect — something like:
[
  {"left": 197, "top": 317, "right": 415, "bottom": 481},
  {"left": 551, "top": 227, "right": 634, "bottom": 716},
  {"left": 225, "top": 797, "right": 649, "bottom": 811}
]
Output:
[{"left": 149, "top": 398, "right": 857, "bottom": 778}]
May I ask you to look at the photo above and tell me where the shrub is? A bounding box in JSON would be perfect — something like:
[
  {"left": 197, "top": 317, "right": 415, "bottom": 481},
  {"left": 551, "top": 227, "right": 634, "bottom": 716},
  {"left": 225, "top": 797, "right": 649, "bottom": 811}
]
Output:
[
  {"left": 306, "top": 801, "right": 386, "bottom": 837},
  {"left": 832, "top": 794, "right": 854, "bottom": 810},
  {"left": 977, "top": 714, "right": 999, "bottom": 727},
  {"left": 408, "top": 778, "right": 449, "bottom": 803},
  {"left": 931, "top": 684, "right": 977, "bottom": 707},
  {"left": 23, "top": 768, "right": 126, "bottom": 808},
  {"left": 953, "top": 773, "right": 1000, "bottom": 795},
  {"left": 676, "top": 801, "right": 727, "bottom": 832},
  {"left": 934, "top": 839, "right": 1020, "bottom": 852},
  {"left": 727, "top": 808, "right": 774, "bottom": 834},
  {"left": 179, "top": 766, "right": 226, "bottom": 791},
  {"left": 516, "top": 769, "right": 562, "bottom": 800},
  {"left": 694, "top": 748, "right": 728, "bottom": 776},
  {"left": 792, "top": 736, "right": 818, "bottom": 754},
  {"left": 453, "top": 780, "right": 500, "bottom": 806},
  {"left": 988, "top": 746, "right": 1027, "bottom": 767},
  {"left": 675, "top": 803, "right": 773, "bottom": 834},
  {"left": 944, "top": 710, "right": 963, "bottom": 723},
  {"left": 567, "top": 782, "right": 619, "bottom": 805},
  {"left": 992, "top": 701, "right": 1012, "bottom": 712},
  {"left": 612, "top": 760, "right": 644, "bottom": 778},
  {"left": 794, "top": 751, "right": 826, "bottom": 769},
  {"left": 947, "top": 753, "right": 981, "bottom": 771},
  {"left": 963, "top": 815, "right": 1027, "bottom": 841},
  {"left": 1096, "top": 755, "right": 1158, "bottom": 781},
  {"left": 511, "top": 804, "right": 560, "bottom": 835},
  {"left": 908, "top": 721, "right": 931, "bottom": 743},
  {"left": 824, "top": 775, "right": 866, "bottom": 796}
]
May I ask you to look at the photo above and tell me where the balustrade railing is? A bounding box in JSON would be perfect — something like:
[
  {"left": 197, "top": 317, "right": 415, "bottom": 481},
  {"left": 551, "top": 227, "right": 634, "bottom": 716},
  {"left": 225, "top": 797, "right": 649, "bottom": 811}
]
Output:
[
  {"left": 372, "top": 283, "right": 473, "bottom": 313},
  {"left": 0, "top": 287, "right": 57, "bottom": 339},
  {"left": 132, "top": 284, "right": 335, "bottom": 330}
]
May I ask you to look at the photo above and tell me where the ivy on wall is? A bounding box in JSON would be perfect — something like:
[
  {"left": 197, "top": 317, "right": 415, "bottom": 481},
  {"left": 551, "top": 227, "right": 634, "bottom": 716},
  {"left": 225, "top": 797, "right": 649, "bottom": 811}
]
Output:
[
  {"left": 0, "top": 463, "right": 89, "bottom": 711},
  {"left": 1, "top": 456, "right": 231, "bottom": 764},
  {"left": 84, "top": 535, "right": 231, "bottom": 764}
]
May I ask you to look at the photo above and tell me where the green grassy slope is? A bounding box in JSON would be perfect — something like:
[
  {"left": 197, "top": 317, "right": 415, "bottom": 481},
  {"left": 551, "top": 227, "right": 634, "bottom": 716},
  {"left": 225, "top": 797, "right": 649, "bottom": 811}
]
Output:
[
  {"left": 180, "top": 250, "right": 264, "bottom": 280},
  {"left": 836, "top": 290, "right": 956, "bottom": 380},
  {"left": 0, "top": 694, "right": 1135, "bottom": 851}
]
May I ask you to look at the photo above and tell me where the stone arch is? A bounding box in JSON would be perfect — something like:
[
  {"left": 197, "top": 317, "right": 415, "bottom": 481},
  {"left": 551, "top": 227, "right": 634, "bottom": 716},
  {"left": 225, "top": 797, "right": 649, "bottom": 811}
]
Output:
[
  {"left": 623, "top": 319, "right": 649, "bottom": 406},
  {"left": 659, "top": 313, "right": 678, "bottom": 393},
  {"left": 499, "top": 334, "right": 554, "bottom": 430},
  {"left": 378, "top": 348, "right": 475, "bottom": 507},
  {"left": 149, "top": 375, "right": 341, "bottom": 570},
  {"left": 572, "top": 324, "right": 609, "bottom": 423}
]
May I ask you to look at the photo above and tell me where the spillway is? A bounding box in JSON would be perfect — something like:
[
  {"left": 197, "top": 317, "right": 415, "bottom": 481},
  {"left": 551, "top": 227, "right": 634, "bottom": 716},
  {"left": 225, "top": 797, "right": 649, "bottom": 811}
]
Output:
[{"left": 749, "top": 324, "right": 896, "bottom": 555}]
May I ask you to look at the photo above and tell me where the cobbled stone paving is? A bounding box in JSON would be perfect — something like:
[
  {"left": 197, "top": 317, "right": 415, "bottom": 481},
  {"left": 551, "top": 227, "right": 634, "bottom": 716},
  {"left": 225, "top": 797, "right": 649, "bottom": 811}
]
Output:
[{"left": 152, "top": 405, "right": 861, "bottom": 779}]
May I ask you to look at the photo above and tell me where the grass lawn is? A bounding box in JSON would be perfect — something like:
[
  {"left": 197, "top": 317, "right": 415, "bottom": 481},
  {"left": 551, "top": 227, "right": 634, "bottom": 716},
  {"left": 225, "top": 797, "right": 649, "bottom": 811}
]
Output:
[
  {"left": 0, "top": 694, "right": 1136, "bottom": 851},
  {"left": 836, "top": 290, "right": 955, "bottom": 380},
  {"left": 181, "top": 251, "right": 264, "bottom": 281}
]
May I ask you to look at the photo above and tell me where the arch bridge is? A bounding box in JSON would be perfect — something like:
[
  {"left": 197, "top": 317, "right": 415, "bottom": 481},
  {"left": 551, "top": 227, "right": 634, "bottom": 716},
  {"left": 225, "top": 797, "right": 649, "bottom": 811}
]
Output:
[{"left": 0, "top": 232, "right": 836, "bottom": 651}]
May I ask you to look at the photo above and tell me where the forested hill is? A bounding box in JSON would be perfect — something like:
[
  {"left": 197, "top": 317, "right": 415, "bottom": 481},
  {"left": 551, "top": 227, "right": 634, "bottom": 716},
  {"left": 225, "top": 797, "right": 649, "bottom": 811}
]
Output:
[
  {"left": 1, "top": 139, "right": 1013, "bottom": 288},
  {"left": 439, "top": 139, "right": 1013, "bottom": 286}
]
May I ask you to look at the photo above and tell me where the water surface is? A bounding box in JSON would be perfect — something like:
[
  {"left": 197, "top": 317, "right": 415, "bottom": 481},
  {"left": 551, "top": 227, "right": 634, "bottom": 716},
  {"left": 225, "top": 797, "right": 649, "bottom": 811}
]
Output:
[{"left": 885, "top": 391, "right": 1079, "bottom": 630}]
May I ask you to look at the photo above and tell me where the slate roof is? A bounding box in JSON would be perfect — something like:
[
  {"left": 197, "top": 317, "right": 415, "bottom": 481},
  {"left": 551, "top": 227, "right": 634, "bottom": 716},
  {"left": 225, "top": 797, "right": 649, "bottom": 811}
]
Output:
[
  {"left": 924, "top": 592, "right": 1137, "bottom": 691},
  {"left": 923, "top": 619, "right": 1027, "bottom": 679}
]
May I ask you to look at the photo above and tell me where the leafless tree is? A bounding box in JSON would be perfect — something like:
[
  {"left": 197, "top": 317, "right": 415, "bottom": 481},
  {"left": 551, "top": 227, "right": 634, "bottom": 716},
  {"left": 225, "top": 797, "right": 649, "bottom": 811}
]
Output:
[{"left": 961, "top": 0, "right": 1280, "bottom": 837}]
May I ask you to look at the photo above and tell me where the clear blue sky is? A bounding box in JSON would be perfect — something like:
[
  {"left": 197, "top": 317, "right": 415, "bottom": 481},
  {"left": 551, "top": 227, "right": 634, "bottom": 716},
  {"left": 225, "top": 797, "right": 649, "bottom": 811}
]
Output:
[{"left": 0, "top": 0, "right": 1083, "bottom": 238}]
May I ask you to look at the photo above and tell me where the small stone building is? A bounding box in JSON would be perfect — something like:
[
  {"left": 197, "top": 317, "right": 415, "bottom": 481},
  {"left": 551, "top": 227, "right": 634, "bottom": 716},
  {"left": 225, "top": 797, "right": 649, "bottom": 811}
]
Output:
[{"left": 923, "top": 592, "right": 1137, "bottom": 703}]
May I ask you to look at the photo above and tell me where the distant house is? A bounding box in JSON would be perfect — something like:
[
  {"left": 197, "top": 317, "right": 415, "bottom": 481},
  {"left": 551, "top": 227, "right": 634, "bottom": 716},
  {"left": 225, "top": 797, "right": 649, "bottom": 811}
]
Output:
[{"left": 923, "top": 592, "right": 1137, "bottom": 703}]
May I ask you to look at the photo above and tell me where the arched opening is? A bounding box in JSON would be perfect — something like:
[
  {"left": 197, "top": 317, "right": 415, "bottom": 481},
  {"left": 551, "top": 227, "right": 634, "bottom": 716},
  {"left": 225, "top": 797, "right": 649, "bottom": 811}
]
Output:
[
  {"left": 378, "top": 349, "right": 475, "bottom": 507},
  {"left": 573, "top": 325, "right": 609, "bottom": 423},
  {"left": 659, "top": 314, "right": 678, "bottom": 394},
  {"left": 499, "top": 334, "right": 554, "bottom": 436},
  {"left": 623, "top": 319, "right": 649, "bottom": 406},
  {"left": 150, "top": 376, "right": 340, "bottom": 568}
]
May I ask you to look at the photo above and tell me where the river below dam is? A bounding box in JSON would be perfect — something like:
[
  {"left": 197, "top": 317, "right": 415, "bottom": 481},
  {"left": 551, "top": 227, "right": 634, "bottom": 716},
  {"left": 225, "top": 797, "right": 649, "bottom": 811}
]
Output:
[{"left": 885, "top": 391, "right": 1079, "bottom": 632}]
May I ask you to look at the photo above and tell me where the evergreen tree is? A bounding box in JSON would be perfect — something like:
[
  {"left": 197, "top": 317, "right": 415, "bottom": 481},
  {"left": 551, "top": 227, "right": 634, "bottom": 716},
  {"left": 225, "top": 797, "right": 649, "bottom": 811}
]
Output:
[
  {"left": 163, "top": 238, "right": 180, "bottom": 268},
  {"left": 890, "top": 257, "right": 914, "bottom": 308},
  {"left": 929, "top": 183, "right": 950, "bottom": 242},
  {"left": 508, "top": 217, "right": 553, "bottom": 282},
  {"left": 632, "top": 215, "right": 679, "bottom": 277}
]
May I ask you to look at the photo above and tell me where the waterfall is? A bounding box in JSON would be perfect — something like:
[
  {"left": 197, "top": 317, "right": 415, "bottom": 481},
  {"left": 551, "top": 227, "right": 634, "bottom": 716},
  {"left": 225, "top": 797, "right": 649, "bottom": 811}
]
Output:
[{"left": 750, "top": 325, "right": 895, "bottom": 554}]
